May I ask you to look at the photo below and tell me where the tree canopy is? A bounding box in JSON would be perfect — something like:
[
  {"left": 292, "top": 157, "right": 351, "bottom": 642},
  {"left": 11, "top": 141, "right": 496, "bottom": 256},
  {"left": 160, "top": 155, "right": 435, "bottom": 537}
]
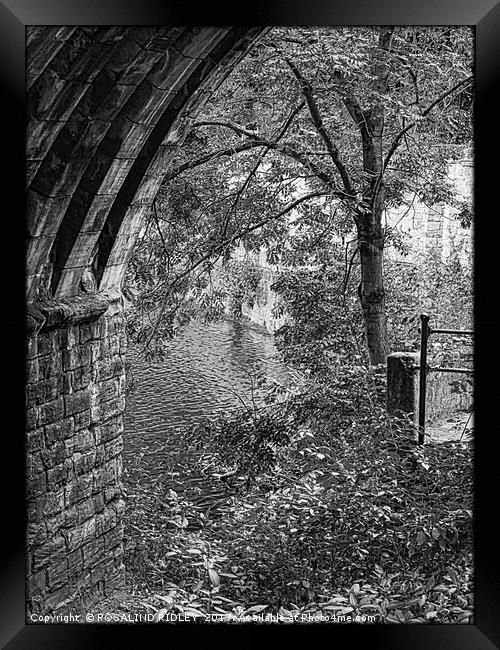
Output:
[{"left": 124, "top": 26, "right": 473, "bottom": 364}]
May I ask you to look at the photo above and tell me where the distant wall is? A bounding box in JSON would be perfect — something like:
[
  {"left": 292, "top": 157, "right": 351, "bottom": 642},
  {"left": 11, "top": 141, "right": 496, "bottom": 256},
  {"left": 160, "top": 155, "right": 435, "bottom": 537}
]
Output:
[
  {"left": 240, "top": 267, "right": 286, "bottom": 332},
  {"left": 386, "top": 153, "right": 473, "bottom": 266}
]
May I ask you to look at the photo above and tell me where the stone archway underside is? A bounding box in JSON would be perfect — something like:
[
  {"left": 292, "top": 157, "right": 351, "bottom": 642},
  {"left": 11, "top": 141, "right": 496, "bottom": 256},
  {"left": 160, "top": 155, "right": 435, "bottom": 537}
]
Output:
[{"left": 25, "top": 26, "right": 265, "bottom": 615}]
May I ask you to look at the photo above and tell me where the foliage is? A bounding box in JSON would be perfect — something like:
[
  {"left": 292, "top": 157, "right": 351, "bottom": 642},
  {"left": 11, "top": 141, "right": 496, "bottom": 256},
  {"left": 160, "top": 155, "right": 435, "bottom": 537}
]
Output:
[
  {"left": 384, "top": 242, "right": 473, "bottom": 363},
  {"left": 217, "top": 259, "right": 263, "bottom": 318},
  {"left": 122, "top": 355, "right": 473, "bottom": 623},
  {"left": 123, "top": 26, "right": 473, "bottom": 364},
  {"left": 116, "top": 26, "right": 474, "bottom": 624},
  {"left": 272, "top": 262, "right": 366, "bottom": 376}
]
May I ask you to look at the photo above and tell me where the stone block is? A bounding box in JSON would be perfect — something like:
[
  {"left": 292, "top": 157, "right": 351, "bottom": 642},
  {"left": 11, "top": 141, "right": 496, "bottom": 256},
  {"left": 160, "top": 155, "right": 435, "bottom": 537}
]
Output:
[
  {"left": 98, "top": 334, "right": 121, "bottom": 359},
  {"left": 103, "top": 523, "right": 124, "bottom": 551},
  {"left": 29, "top": 570, "right": 47, "bottom": 595},
  {"left": 39, "top": 397, "right": 64, "bottom": 426},
  {"left": 65, "top": 429, "right": 95, "bottom": 455},
  {"left": 103, "top": 437, "right": 123, "bottom": 462},
  {"left": 67, "top": 548, "right": 84, "bottom": 572},
  {"left": 65, "top": 517, "right": 96, "bottom": 551},
  {"left": 59, "top": 325, "right": 80, "bottom": 349},
  {"left": 79, "top": 320, "right": 101, "bottom": 343},
  {"left": 46, "top": 460, "right": 72, "bottom": 488},
  {"left": 98, "top": 377, "right": 120, "bottom": 403},
  {"left": 104, "top": 564, "right": 125, "bottom": 592},
  {"left": 68, "top": 568, "right": 92, "bottom": 594},
  {"left": 41, "top": 489, "right": 65, "bottom": 517},
  {"left": 27, "top": 428, "right": 44, "bottom": 452},
  {"left": 97, "top": 356, "right": 124, "bottom": 381},
  {"left": 46, "top": 557, "right": 69, "bottom": 590},
  {"left": 26, "top": 358, "right": 39, "bottom": 383},
  {"left": 27, "top": 472, "right": 46, "bottom": 499},
  {"left": 43, "top": 584, "right": 73, "bottom": 613},
  {"left": 45, "top": 417, "right": 74, "bottom": 444},
  {"left": 40, "top": 442, "right": 67, "bottom": 469},
  {"left": 65, "top": 474, "right": 94, "bottom": 507},
  {"left": 95, "top": 458, "right": 120, "bottom": 489},
  {"left": 386, "top": 352, "right": 418, "bottom": 418},
  {"left": 62, "top": 344, "right": 92, "bottom": 371},
  {"left": 27, "top": 376, "right": 64, "bottom": 406},
  {"left": 101, "top": 460, "right": 119, "bottom": 487},
  {"left": 37, "top": 331, "right": 58, "bottom": 357},
  {"left": 99, "top": 418, "right": 123, "bottom": 443},
  {"left": 66, "top": 496, "right": 96, "bottom": 528},
  {"left": 26, "top": 407, "right": 39, "bottom": 431},
  {"left": 73, "top": 449, "right": 97, "bottom": 476},
  {"left": 64, "top": 389, "right": 91, "bottom": 416},
  {"left": 26, "top": 335, "right": 38, "bottom": 360},
  {"left": 73, "top": 410, "right": 91, "bottom": 431},
  {"left": 104, "top": 485, "right": 122, "bottom": 503},
  {"left": 90, "top": 557, "right": 114, "bottom": 583},
  {"left": 45, "top": 511, "right": 66, "bottom": 537},
  {"left": 26, "top": 452, "right": 44, "bottom": 478},
  {"left": 82, "top": 538, "right": 105, "bottom": 569},
  {"left": 37, "top": 353, "right": 63, "bottom": 381},
  {"left": 93, "top": 492, "right": 105, "bottom": 513},
  {"left": 113, "top": 545, "right": 124, "bottom": 564},
  {"left": 27, "top": 520, "right": 48, "bottom": 547},
  {"left": 95, "top": 509, "right": 117, "bottom": 536},
  {"left": 91, "top": 395, "right": 125, "bottom": 424},
  {"left": 32, "top": 536, "right": 66, "bottom": 570}
]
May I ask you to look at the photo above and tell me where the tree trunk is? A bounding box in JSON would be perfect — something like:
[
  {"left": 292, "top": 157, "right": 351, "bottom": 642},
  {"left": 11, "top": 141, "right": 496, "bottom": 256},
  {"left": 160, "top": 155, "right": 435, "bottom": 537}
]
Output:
[{"left": 358, "top": 218, "right": 388, "bottom": 365}]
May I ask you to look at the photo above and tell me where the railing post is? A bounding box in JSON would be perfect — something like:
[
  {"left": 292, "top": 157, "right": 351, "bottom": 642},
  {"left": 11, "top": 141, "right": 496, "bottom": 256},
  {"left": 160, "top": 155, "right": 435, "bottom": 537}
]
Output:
[{"left": 418, "top": 313, "right": 430, "bottom": 445}]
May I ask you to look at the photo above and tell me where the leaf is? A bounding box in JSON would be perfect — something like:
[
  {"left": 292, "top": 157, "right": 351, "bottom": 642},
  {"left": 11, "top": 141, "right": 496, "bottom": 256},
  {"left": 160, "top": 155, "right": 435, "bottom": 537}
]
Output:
[
  {"left": 209, "top": 568, "right": 221, "bottom": 587},
  {"left": 246, "top": 604, "right": 269, "bottom": 613},
  {"left": 416, "top": 531, "right": 427, "bottom": 546},
  {"left": 153, "top": 608, "right": 169, "bottom": 622},
  {"left": 183, "top": 608, "right": 207, "bottom": 619}
]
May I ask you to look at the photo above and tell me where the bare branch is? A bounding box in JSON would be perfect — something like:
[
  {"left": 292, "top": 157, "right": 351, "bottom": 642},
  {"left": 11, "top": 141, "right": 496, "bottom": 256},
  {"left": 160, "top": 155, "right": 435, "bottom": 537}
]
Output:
[
  {"left": 193, "top": 119, "right": 351, "bottom": 199},
  {"left": 162, "top": 141, "right": 265, "bottom": 184},
  {"left": 219, "top": 102, "right": 306, "bottom": 240},
  {"left": 284, "top": 58, "right": 354, "bottom": 196}
]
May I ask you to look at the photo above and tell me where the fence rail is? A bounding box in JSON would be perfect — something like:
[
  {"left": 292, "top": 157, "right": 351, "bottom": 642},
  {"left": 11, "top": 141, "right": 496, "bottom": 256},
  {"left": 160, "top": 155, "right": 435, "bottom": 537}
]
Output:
[{"left": 418, "top": 313, "right": 473, "bottom": 445}]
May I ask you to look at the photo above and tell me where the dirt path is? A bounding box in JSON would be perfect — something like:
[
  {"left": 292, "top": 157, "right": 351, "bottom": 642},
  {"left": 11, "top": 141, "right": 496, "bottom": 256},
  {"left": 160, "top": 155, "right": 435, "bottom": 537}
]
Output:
[{"left": 425, "top": 410, "right": 473, "bottom": 444}]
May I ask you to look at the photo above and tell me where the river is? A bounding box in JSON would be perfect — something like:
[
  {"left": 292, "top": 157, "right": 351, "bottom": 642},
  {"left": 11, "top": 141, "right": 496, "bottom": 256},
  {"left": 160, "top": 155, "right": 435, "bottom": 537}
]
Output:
[{"left": 122, "top": 319, "right": 291, "bottom": 506}]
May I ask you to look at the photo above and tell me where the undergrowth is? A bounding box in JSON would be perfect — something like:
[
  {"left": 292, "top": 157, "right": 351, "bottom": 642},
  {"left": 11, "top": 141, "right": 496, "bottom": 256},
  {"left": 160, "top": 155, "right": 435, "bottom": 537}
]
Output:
[{"left": 121, "top": 367, "right": 473, "bottom": 624}]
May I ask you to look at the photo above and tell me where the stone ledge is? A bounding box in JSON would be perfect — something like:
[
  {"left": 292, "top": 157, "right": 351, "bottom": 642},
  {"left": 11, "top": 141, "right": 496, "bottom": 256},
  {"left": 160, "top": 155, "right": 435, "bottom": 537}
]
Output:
[{"left": 27, "top": 294, "right": 110, "bottom": 336}]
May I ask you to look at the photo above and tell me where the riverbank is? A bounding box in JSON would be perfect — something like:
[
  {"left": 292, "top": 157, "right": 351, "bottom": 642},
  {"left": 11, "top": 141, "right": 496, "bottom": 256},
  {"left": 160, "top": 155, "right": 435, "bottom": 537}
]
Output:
[
  {"left": 87, "top": 414, "right": 473, "bottom": 624},
  {"left": 94, "top": 357, "right": 474, "bottom": 625}
]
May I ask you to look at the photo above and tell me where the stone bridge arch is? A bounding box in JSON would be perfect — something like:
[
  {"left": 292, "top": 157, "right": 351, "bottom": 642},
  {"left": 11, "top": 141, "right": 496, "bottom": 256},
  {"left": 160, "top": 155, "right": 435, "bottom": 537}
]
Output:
[{"left": 25, "top": 26, "right": 265, "bottom": 615}]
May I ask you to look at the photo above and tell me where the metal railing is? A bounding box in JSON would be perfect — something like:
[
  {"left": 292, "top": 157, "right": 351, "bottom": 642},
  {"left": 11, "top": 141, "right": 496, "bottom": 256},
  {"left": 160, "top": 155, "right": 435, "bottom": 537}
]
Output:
[{"left": 417, "top": 313, "right": 473, "bottom": 445}]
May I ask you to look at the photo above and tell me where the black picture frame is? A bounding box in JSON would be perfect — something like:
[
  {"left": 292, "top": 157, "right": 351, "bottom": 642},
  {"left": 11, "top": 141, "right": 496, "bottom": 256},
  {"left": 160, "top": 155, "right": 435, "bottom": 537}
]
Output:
[{"left": 2, "top": 1, "right": 499, "bottom": 647}]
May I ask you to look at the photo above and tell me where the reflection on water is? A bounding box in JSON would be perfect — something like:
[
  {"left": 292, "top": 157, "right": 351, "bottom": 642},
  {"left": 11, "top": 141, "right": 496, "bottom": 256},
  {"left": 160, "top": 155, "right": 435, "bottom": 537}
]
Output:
[{"left": 123, "top": 319, "right": 289, "bottom": 457}]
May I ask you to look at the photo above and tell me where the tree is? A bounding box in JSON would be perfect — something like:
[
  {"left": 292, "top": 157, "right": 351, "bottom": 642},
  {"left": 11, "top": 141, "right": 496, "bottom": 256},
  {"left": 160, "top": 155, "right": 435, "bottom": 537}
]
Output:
[{"left": 125, "top": 26, "right": 473, "bottom": 364}]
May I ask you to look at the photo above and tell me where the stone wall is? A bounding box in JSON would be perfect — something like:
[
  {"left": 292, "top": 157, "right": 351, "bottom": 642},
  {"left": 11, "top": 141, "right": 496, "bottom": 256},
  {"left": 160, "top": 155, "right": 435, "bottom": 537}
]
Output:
[{"left": 25, "top": 291, "right": 126, "bottom": 615}]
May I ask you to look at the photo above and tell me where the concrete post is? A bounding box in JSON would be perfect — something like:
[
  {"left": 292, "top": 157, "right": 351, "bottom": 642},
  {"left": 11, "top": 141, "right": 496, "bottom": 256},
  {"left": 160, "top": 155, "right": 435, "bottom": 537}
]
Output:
[{"left": 387, "top": 352, "right": 419, "bottom": 421}]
